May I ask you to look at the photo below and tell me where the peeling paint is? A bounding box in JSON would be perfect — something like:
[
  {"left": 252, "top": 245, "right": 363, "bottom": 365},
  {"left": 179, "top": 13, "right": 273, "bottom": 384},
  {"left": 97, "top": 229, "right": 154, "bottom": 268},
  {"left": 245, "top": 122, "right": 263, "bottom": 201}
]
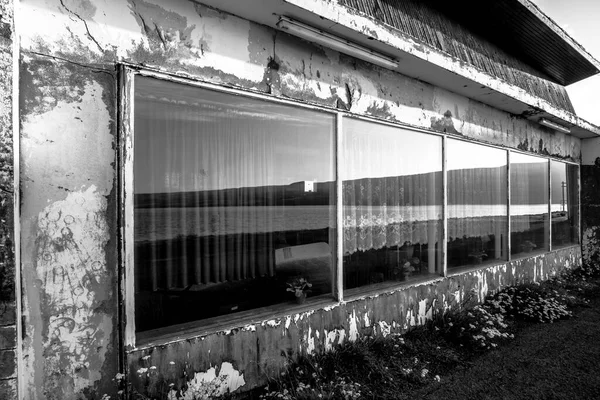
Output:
[
  {"left": 304, "top": 326, "right": 315, "bottom": 354},
  {"left": 362, "top": 313, "right": 370, "bottom": 328},
  {"left": 35, "top": 186, "right": 112, "bottom": 397},
  {"left": 377, "top": 321, "right": 391, "bottom": 337},
  {"left": 348, "top": 310, "right": 359, "bottom": 342},
  {"left": 324, "top": 329, "right": 346, "bottom": 352},
  {"left": 263, "top": 319, "right": 281, "bottom": 328},
  {"left": 169, "top": 362, "right": 245, "bottom": 398}
]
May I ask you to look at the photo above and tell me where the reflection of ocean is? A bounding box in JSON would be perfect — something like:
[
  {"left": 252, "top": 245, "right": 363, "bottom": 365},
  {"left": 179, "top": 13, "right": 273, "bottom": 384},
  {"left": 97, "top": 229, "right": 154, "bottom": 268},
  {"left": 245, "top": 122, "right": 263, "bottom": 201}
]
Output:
[
  {"left": 135, "top": 204, "right": 561, "bottom": 242},
  {"left": 135, "top": 205, "right": 334, "bottom": 242}
]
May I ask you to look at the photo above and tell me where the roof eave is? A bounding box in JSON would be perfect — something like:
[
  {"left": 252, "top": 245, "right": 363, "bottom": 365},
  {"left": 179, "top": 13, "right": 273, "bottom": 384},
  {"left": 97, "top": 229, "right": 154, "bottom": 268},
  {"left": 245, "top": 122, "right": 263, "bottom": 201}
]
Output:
[
  {"left": 516, "top": 0, "right": 600, "bottom": 85},
  {"left": 192, "top": 0, "right": 600, "bottom": 138}
]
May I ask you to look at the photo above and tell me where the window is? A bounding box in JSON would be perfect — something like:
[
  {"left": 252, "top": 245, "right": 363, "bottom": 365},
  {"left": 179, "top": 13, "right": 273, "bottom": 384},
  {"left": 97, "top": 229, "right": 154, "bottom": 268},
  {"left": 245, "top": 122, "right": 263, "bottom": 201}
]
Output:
[
  {"left": 447, "top": 140, "right": 508, "bottom": 268},
  {"left": 133, "top": 76, "right": 336, "bottom": 333},
  {"left": 342, "top": 118, "right": 442, "bottom": 289},
  {"left": 125, "top": 71, "right": 582, "bottom": 340},
  {"left": 510, "top": 153, "right": 549, "bottom": 256},
  {"left": 551, "top": 161, "right": 579, "bottom": 247}
]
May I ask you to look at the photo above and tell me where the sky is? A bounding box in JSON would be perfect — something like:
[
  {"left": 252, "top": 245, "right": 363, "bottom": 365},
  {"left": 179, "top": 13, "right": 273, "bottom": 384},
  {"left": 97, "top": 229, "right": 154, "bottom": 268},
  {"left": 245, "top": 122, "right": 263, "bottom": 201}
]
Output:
[{"left": 530, "top": 0, "right": 600, "bottom": 126}]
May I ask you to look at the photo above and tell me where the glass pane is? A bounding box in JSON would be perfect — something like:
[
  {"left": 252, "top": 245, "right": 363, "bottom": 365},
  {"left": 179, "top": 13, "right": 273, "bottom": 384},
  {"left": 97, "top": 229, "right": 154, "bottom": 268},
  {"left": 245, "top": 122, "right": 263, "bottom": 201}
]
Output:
[
  {"left": 447, "top": 140, "right": 508, "bottom": 269},
  {"left": 342, "top": 118, "right": 442, "bottom": 289},
  {"left": 134, "top": 76, "right": 336, "bottom": 332},
  {"left": 510, "top": 153, "right": 549, "bottom": 256},
  {"left": 551, "top": 161, "right": 579, "bottom": 247}
]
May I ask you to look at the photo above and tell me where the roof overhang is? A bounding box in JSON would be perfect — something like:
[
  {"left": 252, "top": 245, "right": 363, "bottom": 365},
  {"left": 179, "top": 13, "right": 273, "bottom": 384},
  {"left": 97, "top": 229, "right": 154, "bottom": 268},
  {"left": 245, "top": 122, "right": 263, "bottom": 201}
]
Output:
[
  {"left": 192, "top": 0, "right": 600, "bottom": 139},
  {"left": 428, "top": 0, "right": 600, "bottom": 86}
]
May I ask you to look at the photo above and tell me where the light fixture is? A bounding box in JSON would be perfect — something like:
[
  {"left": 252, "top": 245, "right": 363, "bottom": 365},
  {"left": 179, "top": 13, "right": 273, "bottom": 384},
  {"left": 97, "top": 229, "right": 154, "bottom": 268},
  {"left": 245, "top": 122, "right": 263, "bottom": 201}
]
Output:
[
  {"left": 539, "top": 118, "right": 571, "bottom": 134},
  {"left": 276, "top": 16, "right": 400, "bottom": 70}
]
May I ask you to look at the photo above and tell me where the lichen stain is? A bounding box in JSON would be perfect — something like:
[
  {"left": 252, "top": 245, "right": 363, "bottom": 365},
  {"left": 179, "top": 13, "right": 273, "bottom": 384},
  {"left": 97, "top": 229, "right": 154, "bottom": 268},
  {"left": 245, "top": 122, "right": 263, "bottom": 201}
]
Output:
[
  {"left": 128, "top": 0, "right": 268, "bottom": 86},
  {"left": 21, "top": 75, "right": 114, "bottom": 217},
  {"left": 582, "top": 227, "right": 600, "bottom": 266},
  {"left": 277, "top": 36, "right": 342, "bottom": 107},
  {"left": 365, "top": 101, "right": 396, "bottom": 120},
  {"left": 430, "top": 110, "right": 459, "bottom": 134},
  {"left": 35, "top": 185, "right": 112, "bottom": 398},
  {"left": 517, "top": 137, "right": 529, "bottom": 151},
  {"left": 128, "top": 0, "right": 196, "bottom": 55}
]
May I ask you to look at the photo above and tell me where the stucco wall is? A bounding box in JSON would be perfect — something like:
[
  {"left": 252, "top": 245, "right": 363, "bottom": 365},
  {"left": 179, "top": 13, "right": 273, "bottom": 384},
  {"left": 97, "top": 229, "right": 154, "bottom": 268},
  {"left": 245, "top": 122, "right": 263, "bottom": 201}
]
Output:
[{"left": 16, "top": 0, "right": 583, "bottom": 398}]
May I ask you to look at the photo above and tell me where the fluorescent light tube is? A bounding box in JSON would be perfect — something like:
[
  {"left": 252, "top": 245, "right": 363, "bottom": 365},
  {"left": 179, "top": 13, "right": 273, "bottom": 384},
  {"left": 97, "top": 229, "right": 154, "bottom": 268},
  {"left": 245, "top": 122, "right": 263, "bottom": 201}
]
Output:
[
  {"left": 277, "top": 16, "right": 399, "bottom": 70},
  {"left": 539, "top": 118, "right": 571, "bottom": 134}
]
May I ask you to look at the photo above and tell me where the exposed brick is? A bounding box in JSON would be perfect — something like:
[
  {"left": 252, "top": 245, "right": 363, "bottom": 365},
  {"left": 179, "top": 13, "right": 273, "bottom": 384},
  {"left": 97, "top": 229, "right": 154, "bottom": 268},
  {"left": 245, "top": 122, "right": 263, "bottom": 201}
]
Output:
[
  {"left": 0, "top": 325, "right": 15, "bottom": 349},
  {"left": 0, "top": 378, "right": 17, "bottom": 400},
  {"left": 0, "top": 349, "right": 15, "bottom": 379}
]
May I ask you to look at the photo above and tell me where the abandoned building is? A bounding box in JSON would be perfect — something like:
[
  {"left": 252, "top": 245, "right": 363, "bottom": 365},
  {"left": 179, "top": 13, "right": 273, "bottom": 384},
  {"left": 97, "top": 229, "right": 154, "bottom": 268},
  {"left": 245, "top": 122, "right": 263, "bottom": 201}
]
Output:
[{"left": 1, "top": 0, "right": 600, "bottom": 398}]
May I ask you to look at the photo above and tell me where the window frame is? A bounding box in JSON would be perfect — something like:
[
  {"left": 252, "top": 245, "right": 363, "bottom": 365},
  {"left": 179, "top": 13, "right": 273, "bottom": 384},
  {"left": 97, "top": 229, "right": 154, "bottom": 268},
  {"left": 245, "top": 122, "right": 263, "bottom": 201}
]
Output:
[{"left": 120, "top": 65, "right": 581, "bottom": 349}]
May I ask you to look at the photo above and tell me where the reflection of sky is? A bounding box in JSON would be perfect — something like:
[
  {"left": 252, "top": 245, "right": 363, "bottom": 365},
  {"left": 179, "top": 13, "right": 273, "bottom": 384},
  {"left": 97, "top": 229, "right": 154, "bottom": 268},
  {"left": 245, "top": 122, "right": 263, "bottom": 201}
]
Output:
[
  {"left": 447, "top": 139, "right": 506, "bottom": 170},
  {"left": 134, "top": 76, "right": 335, "bottom": 194},
  {"left": 511, "top": 152, "right": 548, "bottom": 165},
  {"left": 551, "top": 161, "right": 572, "bottom": 204},
  {"left": 343, "top": 118, "right": 442, "bottom": 180}
]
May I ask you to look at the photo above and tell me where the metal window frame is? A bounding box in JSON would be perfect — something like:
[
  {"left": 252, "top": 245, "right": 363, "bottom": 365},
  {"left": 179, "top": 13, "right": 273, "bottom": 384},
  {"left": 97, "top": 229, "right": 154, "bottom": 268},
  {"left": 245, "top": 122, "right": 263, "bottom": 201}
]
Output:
[
  {"left": 548, "top": 159, "right": 581, "bottom": 249},
  {"left": 120, "top": 66, "right": 343, "bottom": 348},
  {"left": 119, "top": 65, "right": 582, "bottom": 349}
]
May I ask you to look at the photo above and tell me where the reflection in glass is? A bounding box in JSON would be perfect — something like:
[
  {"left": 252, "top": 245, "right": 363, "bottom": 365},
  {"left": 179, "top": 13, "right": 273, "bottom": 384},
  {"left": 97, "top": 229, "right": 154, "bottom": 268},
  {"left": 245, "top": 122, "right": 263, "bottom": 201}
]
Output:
[
  {"left": 511, "top": 153, "right": 549, "bottom": 256},
  {"left": 447, "top": 140, "right": 507, "bottom": 268},
  {"left": 551, "top": 161, "right": 579, "bottom": 247},
  {"left": 134, "top": 76, "right": 336, "bottom": 332},
  {"left": 342, "top": 118, "right": 442, "bottom": 289}
]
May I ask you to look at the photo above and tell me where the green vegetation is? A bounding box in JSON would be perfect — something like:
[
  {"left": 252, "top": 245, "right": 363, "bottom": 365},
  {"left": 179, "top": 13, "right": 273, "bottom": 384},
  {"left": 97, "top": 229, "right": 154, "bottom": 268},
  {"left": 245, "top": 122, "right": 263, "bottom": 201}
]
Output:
[{"left": 257, "top": 264, "right": 600, "bottom": 400}]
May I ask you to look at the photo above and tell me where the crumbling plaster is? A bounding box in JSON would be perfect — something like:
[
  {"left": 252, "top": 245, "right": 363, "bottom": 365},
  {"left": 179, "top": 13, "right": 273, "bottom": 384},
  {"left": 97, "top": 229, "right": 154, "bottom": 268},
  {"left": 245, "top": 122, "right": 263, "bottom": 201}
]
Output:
[
  {"left": 20, "top": 56, "right": 118, "bottom": 399},
  {"left": 16, "top": 0, "right": 584, "bottom": 398},
  {"left": 19, "top": 0, "right": 580, "bottom": 158},
  {"left": 128, "top": 248, "right": 579, "bottom": 398}
]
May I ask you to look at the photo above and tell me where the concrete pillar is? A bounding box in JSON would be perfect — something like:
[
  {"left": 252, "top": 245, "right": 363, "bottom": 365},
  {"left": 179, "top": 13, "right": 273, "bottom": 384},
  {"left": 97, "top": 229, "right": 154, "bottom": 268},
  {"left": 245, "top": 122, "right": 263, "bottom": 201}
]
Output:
[{"left": 0, "top": 0, "right": 17, "bottom": 399}]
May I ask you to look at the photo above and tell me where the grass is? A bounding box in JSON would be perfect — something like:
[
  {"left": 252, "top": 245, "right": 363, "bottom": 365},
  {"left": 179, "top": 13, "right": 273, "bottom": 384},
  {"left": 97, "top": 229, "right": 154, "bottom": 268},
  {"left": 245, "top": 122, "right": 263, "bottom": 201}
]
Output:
[{"left": 249, "top": 265, "right": 600, "bottom": 400}]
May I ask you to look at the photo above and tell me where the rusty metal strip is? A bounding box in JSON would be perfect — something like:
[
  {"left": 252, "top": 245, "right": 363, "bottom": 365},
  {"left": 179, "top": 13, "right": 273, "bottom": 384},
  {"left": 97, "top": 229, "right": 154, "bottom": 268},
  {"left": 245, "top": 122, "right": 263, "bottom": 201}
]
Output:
[
  {"left": 336, "top": 113, "right": 344, "bottom": 302},
  {"left": 442, "top": 135, "right": 447, "bottom": 277},
  {"left": 578, "top": 165, "right": 582, "bottom": 246},
  {"left": 548, "top": 159, "right": 552, "bottom": 251},
  {"left": 119, "top": 66, "right": 137, "bottom": 349},
  {"left": 507, "top": 151, "right": 512, "bottom": 260}
]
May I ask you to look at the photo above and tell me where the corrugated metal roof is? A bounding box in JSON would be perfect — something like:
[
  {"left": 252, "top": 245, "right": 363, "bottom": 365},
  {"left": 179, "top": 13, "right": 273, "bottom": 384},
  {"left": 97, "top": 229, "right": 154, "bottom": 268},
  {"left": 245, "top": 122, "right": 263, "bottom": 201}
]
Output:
[
  {"left": 340, "top": 0, "right": 580, "bottom": 111},
  {"left": 423, "top": 0, "right": 600, "bottom": 86},
  {"left": 340, "top": 0, "right": 599, "bottom": 86}
]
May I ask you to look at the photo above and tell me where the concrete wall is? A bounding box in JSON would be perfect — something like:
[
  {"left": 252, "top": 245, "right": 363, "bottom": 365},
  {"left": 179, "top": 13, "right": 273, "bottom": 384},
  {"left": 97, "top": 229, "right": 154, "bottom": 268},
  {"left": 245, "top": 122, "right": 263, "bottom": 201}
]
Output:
[
  {"left": 0, "top": 0, "right": 16, "bottom": 399},
  {"left": 15, "top": 0, "right": 582, "bottom": 398}
]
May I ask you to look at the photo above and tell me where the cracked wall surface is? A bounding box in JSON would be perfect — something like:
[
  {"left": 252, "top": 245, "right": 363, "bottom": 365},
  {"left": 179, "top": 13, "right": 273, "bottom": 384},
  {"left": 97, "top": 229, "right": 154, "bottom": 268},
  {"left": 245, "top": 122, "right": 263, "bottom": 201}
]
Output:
[
  {"left": 15, "top": 0, "right": 585, "bottom": 398},
  {"left": 0, "top": 0, "right": 16, "bottom": 399},
  {"left": 20, "top": 55, "right": 118, "bottom": 399}
]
